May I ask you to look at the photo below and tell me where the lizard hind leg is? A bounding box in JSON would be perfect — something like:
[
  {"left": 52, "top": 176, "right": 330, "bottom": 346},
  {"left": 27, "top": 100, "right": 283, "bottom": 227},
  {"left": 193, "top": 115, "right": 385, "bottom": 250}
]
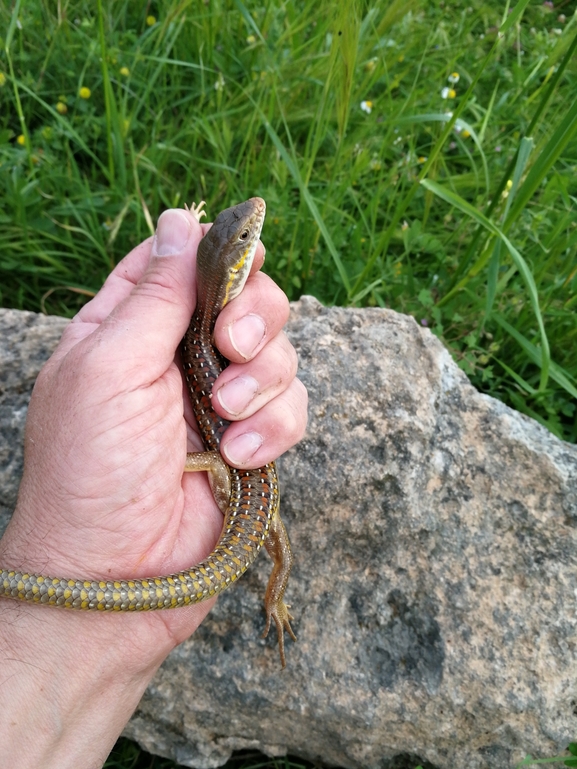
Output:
[
  {"left": 184, "top": 451, "right": 231, "bottom": 514},
  {"left": 262, "top": 512, "right": 296, "bottom": 669}
]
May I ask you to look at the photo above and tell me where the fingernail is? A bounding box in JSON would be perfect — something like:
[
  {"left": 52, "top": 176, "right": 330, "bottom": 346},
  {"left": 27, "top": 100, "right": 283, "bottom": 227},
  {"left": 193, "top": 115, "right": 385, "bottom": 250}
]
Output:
[
  {"left": 216, "top": 375, "right": 259, "bottom": 416},
  {"left": 224, "top": 431, "right": 264, "bottom": 465},
  {"left": 152, "top": 210, "right": 191, "bottom": 256},
  {"left": 228, "top": 314, "right": 266, "bottom": 359}
]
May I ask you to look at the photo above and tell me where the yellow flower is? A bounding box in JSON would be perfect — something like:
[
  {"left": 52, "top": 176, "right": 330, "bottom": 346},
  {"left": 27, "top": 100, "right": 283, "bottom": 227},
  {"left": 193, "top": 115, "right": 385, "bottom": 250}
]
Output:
[
  {"left": 146, "top": 15, "right": 156, "bottom": 26},
  {"left": 120, "top": 66, "right": 130, "bottom": 76},
  {"left": 441, "top": 87, "right": 456, "bottom": 99},
  {"left": 461, "top": 129, "right": 470, "bottom": 139},
  {"left": 17, "top": 134, "right": 25, "bottom": 146},
  {"left": 506, "top": 179, "right": 513, "bottom": 190},
  {"left": 0, "top": 72, "right": 6, "bottom": 87},
  {"left": 56, "top": 101, "right": 68, "bottom": 114},
  {"left": 417, "top": 156, "right": 427, "bottom": 164},
  {"left": 246, "top": 34, "right": 256, "bottom": 44},
  {"left": 79, "top": 87, "right": 91, "bottom": 99}
]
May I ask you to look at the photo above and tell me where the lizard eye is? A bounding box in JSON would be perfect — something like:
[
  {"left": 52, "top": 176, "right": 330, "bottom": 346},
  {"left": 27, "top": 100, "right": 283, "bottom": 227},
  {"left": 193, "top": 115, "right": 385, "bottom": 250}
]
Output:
[{"left": 239, "top": 228, "right": 250, "bottom": 241}]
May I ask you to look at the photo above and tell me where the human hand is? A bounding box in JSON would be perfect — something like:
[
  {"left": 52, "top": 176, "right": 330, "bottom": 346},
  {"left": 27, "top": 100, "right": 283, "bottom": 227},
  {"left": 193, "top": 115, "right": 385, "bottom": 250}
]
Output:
[{"left": 0, "top": 206, "right": 307, "bottom": 768}]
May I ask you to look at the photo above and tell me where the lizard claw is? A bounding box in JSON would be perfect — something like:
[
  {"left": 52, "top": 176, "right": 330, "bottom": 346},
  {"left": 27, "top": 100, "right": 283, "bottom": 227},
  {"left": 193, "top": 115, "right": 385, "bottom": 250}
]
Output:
[
  {"left": 262, "top": 599, "right": 297, "bottom": 669},
  {"left": 184, "top": 201, "right": 207, "bottom": 222}
]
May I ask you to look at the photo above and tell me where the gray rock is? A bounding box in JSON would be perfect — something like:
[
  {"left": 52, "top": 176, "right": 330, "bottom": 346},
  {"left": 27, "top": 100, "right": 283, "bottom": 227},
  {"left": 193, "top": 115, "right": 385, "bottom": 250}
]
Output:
[
  {"left": 0, "top": 309, "right": 67, "bottom": 534},
  {"left": 1, "top": 299, "right": 576, "bottom": 769}
]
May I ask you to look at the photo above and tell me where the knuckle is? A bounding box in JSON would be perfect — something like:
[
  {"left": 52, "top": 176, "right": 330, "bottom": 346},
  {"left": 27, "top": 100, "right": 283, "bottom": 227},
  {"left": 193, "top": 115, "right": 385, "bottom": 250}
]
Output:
[
  {"left": 275, "top": 332, "right": 298, "bottom": 378},
  {"left": 282, "top": 379, "right": 308, "bottom": 442},
  {"left": 293, "top": 379, "right": 309, "bottom": 434}
]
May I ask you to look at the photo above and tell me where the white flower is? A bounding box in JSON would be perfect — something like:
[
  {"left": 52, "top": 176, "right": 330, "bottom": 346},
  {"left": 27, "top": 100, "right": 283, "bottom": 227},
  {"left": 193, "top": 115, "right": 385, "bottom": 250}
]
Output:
[
  {"left": 360, "top": 100, "right": 373, "bottom": 114},
  {"left": 448, "top": 72, "right": 460, "bottom": 84}
]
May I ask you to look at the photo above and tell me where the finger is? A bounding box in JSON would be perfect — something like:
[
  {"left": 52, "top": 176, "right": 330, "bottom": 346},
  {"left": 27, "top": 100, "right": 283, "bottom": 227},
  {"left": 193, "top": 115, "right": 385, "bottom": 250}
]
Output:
[
  {"left": 214, "top": 272, "right": 290, "bottom": 363},
  {"left": 212, "top": 331, "right": 298, "bottom": 420},
  {"left": 220, "top": 377, "right": 308, "bottom": 468},
  {"left": 68, "top": 208, "right": 205, "bottom": 385},
  {"left": 252, "top": 241, "right": 265, "bottom": 273},
  {"left": 73, "top": 237, "right": 155, "bottom": 326},
  {"left": 43, "top": 237, "right": 157, "bottom": 366}
]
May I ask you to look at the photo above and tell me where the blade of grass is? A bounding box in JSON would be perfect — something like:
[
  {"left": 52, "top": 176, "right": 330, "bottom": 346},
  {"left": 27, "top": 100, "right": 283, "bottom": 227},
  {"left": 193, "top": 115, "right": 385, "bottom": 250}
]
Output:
[
  {"left": 395, "top": 112, "right": 489, "bottom": 191},
  {"left": 503, "top": 95, "right": 577, "bottom": 229},
  {"left": 350, "top": 28, "right": 505, "bottom": 298},
  {"left": 421, "top": 178, "right": 550, "bottom": 391},
  {"left": 446, "top": 27, "right": 577, "bottom": 291},
  {"left": 97, "top": 0, "right": 125, "bottom": 187},
  {"left": 258, "top": 109, "right": 352, "bottom": 295},
  {"left": 234, "top": 0, "right": 269, "bottom": 48},
  {"left": 493, "top": 356, "right": 537, "bottom": 396},
  {"left": 485, "top": 136, "right": 534, "bottom": 319},
  {"left": 502, "top": 136, "right": 534, "bottom": 221},
  {"left": 499, "top": 0, "right": 532, "bottom": 33},
  {"left": 450, "top": 95, "right": 577, "bottom": 311},
  {"left": 485, "top": 238, "right": 502, "bottom": 322},
  {"left": 130, "top": 19, "right": 188, "bottom": 128},
  {"left": 5, "top": 0, "right": 33, "bottom": 172},
  {"left": 493, "top": 313, "right": 577, "bottom": 400},
  {"left": 13, "top": 81, "right": 109, "bottom": 179}
]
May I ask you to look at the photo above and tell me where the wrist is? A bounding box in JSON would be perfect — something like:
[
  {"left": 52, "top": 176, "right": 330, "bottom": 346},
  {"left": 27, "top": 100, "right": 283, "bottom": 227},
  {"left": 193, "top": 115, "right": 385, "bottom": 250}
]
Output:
[{"left": 0, "top": 598, "right": 163, "bottom": 769}]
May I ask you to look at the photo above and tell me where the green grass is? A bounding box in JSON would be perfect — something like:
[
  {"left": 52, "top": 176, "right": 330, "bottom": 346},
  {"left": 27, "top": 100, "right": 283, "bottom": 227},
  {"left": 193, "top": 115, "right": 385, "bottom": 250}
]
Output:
[
  {"left": 2, "top": 1, "right": 577, "bottom": 766},
  {"left": 1, "top": 0, "right": 577, "bottom": 442}
]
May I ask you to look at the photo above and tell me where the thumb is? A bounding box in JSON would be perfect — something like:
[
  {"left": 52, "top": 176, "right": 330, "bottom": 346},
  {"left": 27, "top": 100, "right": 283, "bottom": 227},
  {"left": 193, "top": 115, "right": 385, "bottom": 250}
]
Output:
[{"left": 82, "top": 208, "right": 204, "bottom": 384}]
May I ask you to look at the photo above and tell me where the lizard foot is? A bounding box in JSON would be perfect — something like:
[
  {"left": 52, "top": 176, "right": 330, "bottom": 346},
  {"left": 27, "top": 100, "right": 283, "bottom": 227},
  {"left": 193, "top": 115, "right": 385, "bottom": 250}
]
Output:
[
  {"left": 184, "top": 201, "right": 207, "bottom": 222},
  {"left": 262, "top": 600, "right": 297, "bottom": 669}
]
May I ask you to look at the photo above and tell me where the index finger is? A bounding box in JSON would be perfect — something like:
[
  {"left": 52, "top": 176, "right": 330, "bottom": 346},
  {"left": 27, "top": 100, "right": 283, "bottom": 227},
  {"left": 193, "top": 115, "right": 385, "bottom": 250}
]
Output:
[{"left": 73, "top": 236, "right": 154, "bottom": 325}]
